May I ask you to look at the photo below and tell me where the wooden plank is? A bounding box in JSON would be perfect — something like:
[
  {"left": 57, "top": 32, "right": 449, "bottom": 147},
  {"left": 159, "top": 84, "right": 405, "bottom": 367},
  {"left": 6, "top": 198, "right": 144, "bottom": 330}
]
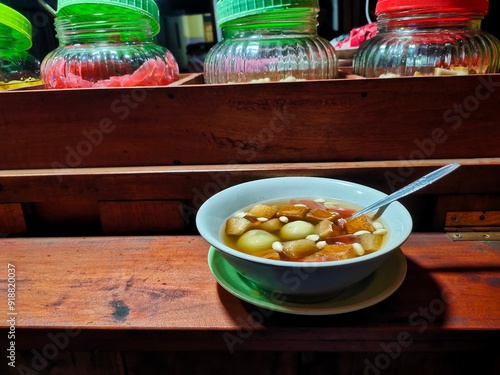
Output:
[
  {"left": 99, "top": 200, "right": 185, "bottom": 234},
  {"left": 0, "top": 74, "right": 499, "bottom": 169},
  {"left": 0, "top": 203, "right": 26, "bottom": 235},
  {"left": 0, "top": 159, "right": 498, "bottom": 203},
  {"left": 1, "top": 159, "right": 497, "bottom": 234},
  {"left": 168, "top": 72, "right": 205, "bottom": 86},
  {"left": 4, "top": 351, "right": 125, "bottom": 375},
  {"left": 434, "top": 194, "right": 500, "bottom": 230},
  {"left": 123, "top": 351, "right": 298, "bottom": 375},
  {"left": 317, "top": 351, "right": 499, "bottom": 375},
  {"left": 5, "top": 350, "right": 496, "bottom": 374},
  {"left": 445, "top": 211, "right": 500, "bottom": 227},
  {"left": 121, "top": 351, "right": 497, "bottom": 375},
  {"left": 31, "top": 201, "right": 100, "bottom": 226},
  {"left": 20, "top": 201, "right": 101, "bottom": 236},
  {"left": 0, "top": 233, "right": 498, "bottom": 352}
]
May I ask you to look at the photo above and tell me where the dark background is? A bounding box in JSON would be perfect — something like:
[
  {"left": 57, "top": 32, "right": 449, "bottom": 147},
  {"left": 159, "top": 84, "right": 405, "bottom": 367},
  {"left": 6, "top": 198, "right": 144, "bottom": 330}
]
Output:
[{"left": 2, "top": 0, "right": 499, "bottom": 65}]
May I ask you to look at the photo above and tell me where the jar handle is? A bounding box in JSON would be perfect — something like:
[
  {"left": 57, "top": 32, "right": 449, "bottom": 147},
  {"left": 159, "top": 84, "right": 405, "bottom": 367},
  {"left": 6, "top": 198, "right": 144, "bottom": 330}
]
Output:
[{"left": 36, "top": 0, "right": 56, "bottom": 16}]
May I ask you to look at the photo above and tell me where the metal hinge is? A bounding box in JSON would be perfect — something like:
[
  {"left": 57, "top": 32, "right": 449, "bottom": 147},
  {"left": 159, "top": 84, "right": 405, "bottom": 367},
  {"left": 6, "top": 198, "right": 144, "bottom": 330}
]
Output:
[{"left": 445, "top": 211, "right": 500, "bottom": 241}]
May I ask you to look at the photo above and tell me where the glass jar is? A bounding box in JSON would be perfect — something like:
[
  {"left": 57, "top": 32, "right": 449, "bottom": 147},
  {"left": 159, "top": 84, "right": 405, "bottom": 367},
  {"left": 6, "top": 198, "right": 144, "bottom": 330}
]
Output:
[
  {"left": 40, "top": 0, "right": 179, "bottom": 89},
  {"left": 353, "top": 0, "right": 500, "bottom": 78},
  {"left": 204, "top": 0, "right": 337, "bottom": 84},
  {"left": 0, "top": 4, "right": 41, "bottom": 91}
]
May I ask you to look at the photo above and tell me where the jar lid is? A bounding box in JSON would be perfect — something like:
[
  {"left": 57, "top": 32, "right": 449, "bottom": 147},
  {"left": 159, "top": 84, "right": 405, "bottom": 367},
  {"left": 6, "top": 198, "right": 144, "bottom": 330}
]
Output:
[
  {"left": 0, "top": 3, "right": 33, "bottom": 50},
  {"left": 55, "top": 0, "right": 160, "bottom": 35},
  {"left": 216, "top": 0, "right": 319, "bottom": 26},
  {"left": 376, "top": 0, "right": 490, "bottom": 15}
]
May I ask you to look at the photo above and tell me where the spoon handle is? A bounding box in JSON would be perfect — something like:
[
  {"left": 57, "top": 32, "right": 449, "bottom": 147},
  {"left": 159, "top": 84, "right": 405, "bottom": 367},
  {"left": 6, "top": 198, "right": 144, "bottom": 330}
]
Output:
[{"left": 350, "top": 162, "right": 460, "bottom": 219}]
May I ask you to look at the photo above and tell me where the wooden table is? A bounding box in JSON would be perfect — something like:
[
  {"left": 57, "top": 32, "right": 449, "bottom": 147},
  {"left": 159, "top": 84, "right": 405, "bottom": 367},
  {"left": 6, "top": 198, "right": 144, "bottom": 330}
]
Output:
[{"left": 1, "top": 233, "right": 498, "bottom": 374}]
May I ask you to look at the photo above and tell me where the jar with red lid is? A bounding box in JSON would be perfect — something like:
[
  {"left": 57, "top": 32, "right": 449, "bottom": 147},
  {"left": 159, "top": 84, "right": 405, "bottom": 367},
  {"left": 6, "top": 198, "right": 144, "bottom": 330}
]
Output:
[{"left": 353, "top": 0, "right": 500, "bottom": 77}]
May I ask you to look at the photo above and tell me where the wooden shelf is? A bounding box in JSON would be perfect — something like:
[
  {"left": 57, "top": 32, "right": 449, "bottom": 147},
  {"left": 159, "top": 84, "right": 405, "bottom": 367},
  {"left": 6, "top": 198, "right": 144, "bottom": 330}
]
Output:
[{"left": 1, "top": 74, "right": 500, "bottom": 373}]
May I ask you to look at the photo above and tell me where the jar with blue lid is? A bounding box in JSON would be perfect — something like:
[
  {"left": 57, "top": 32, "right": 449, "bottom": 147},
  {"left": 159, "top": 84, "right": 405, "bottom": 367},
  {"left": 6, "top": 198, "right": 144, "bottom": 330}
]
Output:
[
  {"left": 0, "top": 3, "right": 41, "bottom": 90},
  {"left": 204, "top": 0, "right": 338, "bottom": 84},
  {"left": 39, "top": 0, "right": 180, "bottom": 88}
]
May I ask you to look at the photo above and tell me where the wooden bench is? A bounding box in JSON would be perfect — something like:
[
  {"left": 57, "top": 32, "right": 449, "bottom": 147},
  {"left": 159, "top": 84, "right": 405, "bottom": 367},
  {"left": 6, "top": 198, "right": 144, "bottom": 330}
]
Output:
[
  {"left": 1, "top": 73, "right": 499, "bottom": 373},
  {"left": 0, "top": 234, "right": 499, "bottom": 373}
]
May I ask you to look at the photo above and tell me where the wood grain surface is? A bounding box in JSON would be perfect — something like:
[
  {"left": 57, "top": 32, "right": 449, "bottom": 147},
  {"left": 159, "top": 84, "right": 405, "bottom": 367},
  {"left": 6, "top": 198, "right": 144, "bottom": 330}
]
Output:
[
  {"left": 0, "top": 233, "right": 498, "bottom": 352},
  {"left": 1, "top": 159, "right": 499, "bottom": 235},
  {"left": 1, "top": 74, "right": 499, "bottom": 169},
  {"left": 1, "top": 73, "right": 499, "bottom": 374}
]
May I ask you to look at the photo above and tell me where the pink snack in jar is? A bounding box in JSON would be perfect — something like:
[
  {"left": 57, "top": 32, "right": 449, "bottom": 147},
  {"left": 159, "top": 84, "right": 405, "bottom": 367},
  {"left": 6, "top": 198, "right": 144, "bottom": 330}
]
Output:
[{"left": 40, "top": 0, "right": 179, "bottom": 88}]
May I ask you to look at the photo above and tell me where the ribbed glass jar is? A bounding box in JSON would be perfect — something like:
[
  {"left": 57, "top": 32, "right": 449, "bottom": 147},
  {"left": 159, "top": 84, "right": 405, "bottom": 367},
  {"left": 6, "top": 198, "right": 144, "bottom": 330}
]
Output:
[
  {"left": 0, "top": 4, "right": 41, "bottom": 90},
  {"left": 41, "top": 13, "right": 179, "bottom": 88},
  {"left": 353, "top": 1, "right": 500, "bottom": 78},
  {"left": 204, "top": 7, "right": 337, "bottom": 84},
  {"left": 0, "top": 28, "right": 41, "bottom": 90}
]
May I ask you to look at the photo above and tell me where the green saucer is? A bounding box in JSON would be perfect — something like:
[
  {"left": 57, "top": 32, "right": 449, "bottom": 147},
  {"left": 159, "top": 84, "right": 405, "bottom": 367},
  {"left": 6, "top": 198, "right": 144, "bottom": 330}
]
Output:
[{"left": 208, "top": 247, "right": 407, "bottom": 315}]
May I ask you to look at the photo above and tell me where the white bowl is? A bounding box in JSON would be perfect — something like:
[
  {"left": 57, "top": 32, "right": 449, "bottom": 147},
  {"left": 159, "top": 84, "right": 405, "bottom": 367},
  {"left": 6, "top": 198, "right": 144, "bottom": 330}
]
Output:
[{"left": 196, "top": 177, "right": 412, "bottom": 301}]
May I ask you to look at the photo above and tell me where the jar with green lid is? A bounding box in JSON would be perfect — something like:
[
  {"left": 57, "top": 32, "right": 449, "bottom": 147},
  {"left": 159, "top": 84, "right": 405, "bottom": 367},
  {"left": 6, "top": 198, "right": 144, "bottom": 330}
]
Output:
[
  {"left": 204, "top": 0, "right": 338, "bottom": 84},
  {"left": 353, "top": 0, "right": 500, "bottom": 78},
  {"left": 39, "top": 0, "right": 180, "bottom": 89},
  {"left": 0, "top": 3, "right": 41, "bottom": 91}
]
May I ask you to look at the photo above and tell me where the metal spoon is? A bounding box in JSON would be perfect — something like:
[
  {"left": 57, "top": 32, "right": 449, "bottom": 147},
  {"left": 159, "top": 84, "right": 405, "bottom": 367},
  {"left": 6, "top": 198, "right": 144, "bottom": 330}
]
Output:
[{"left": 349, "top": 162, "right": 460, "bottom": 219}]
